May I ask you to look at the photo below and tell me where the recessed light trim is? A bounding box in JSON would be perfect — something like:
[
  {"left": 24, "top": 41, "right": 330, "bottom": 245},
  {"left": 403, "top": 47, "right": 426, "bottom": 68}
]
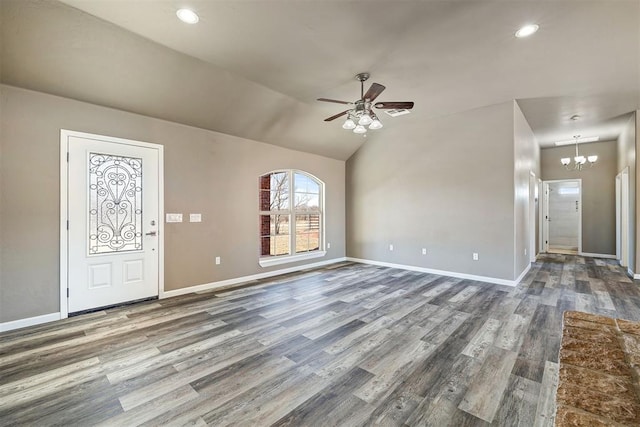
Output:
[
  {"left": 515, "top": 24, "right": 539, "bottom": 38},
  {"left": 176, "top": 8, "right": 199, "bottom": 24}
]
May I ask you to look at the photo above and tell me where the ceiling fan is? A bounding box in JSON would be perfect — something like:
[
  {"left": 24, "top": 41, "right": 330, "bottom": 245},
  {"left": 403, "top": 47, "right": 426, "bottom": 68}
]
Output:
[{"left": 317, "top": 73, "right": 414, "bottom": 134}]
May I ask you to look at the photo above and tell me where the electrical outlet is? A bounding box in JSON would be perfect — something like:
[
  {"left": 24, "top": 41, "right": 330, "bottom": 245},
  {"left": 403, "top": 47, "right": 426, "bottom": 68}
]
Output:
[
  {"left": 215, "top": 256, "right": 221, "bottom": 265},
  {"left": 389, "top": 244, "right": 394, "bottom": 251},
  {"left": 327, "top": 242, "right": 331, "bottom": 249},
  {"left": 473, "top": 252, "right": 479, "bottom": 261},
  {"left": 422, "top": 248, "right": 427, "bottom": 255},
  {"left": 524, "top": 248, "right": 527, "bottom": 256}
]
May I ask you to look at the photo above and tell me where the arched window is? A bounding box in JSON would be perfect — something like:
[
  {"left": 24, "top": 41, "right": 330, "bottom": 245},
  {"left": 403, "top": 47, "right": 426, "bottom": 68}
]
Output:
[{"left": 259, "top": 170, "right": 325, "bottom": 266}]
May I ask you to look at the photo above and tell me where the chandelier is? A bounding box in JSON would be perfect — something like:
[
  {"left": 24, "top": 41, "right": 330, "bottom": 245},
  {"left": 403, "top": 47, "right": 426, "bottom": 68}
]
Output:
[{"left": 561, "top": 135, "right": 597, "bottom": 170}]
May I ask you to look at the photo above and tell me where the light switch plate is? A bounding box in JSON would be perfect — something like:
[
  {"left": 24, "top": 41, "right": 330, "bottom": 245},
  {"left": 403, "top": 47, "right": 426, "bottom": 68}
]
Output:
[
  {"left": 166, "top": 213, "right": 183, "bottom": 223},
  {"left": 190, "top": 214, "right": 202, "bottom": 223}
]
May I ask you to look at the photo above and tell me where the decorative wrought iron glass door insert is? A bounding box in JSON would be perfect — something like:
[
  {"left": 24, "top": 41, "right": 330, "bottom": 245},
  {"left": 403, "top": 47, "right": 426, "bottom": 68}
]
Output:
[{"left": 88, "top": 153, "right": 143, "bottom": 255}]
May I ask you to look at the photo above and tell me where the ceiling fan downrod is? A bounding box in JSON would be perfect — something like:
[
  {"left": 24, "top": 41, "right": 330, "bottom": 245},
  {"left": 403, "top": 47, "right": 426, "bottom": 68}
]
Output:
[{"left": 356, "top": 72, "right": 370, "bottom": 100}]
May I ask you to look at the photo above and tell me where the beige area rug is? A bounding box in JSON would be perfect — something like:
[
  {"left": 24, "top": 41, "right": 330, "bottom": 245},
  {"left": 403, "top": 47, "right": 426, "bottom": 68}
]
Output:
[{"left": 556, "top": 311, "right": 640, "bottom": 426}]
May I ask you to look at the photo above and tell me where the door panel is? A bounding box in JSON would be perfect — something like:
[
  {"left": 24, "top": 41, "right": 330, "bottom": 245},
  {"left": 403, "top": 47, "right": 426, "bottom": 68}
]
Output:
[
  {"left": 548, "top": 181, "right": 580, "bottom": 251},
  {"left": 67, "top": 135, "right": 159, "bottom": 313}
]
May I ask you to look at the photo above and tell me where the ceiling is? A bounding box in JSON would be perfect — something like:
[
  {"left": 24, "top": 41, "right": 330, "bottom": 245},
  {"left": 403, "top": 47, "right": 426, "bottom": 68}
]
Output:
[{"left": 2, "top": 0, "right": 639, "bottom": 160}]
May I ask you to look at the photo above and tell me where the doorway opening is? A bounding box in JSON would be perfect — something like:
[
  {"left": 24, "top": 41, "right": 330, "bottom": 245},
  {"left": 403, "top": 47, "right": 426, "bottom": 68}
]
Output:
[
  {"left": 543, "top": 179, "right": 582, "bottom": 255},
  {"left": 60, "top": 130, "right": 164, "bottom": 318}
]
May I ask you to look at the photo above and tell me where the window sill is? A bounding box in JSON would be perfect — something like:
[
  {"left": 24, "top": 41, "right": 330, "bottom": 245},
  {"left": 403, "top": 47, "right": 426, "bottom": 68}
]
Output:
[{"left": 259, "top": 251, "right": 326, "bottom": 268}]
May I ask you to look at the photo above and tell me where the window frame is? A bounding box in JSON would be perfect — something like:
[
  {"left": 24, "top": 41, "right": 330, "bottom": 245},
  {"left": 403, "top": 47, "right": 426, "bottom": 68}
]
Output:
[{"left": 258, "top": 169, "right": 326, "bottom": 267}]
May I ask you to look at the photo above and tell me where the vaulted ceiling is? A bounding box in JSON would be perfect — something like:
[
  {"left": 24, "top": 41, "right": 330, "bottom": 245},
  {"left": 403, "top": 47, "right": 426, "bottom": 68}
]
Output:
[{"left": 2, "top": 0, "right": 639, "bottom": 160}]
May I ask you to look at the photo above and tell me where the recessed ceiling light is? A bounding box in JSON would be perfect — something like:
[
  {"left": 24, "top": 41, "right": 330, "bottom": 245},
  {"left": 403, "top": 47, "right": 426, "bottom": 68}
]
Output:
[
  {"left": 176, "top": 8, "right": 199, "bottom": 24},
  {"left": 515, "top": 24, "right": 539, "bottom": 38}
]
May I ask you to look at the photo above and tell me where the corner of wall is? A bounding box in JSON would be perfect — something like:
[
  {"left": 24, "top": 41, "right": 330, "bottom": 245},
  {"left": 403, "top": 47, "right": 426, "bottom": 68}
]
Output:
[{"left": 512, "top": 100, "right": 539, "bottom": 281}]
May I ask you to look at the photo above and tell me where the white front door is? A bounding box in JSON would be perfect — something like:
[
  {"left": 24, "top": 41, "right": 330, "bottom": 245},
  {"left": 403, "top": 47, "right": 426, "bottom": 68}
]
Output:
[
  {"left": 547, "top": 180, "right": 580, "bottom": 253},
  {"left": 64, "top": 131, "right": 161, "bottom": 313}
]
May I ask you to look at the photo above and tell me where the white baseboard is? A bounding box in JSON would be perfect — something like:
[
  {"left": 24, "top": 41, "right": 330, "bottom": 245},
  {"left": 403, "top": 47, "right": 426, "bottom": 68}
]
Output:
[
  {"left": 515, "top": 263, "right": 532, "bottom": 284},
  {"left": 0, "top": 312, "right": 61, "bottom": 333},
  {"left": 161, "top": 257, "right": 348, "bottom": 298},
  {"left": 579, "top": 252, "right": 617, "bottom": 259},
  {"left": 0, "top": 258, "right": 348, "bottom": 332},
  {"left": 346, "top": 257, "right": 520, "bottom": 287}
]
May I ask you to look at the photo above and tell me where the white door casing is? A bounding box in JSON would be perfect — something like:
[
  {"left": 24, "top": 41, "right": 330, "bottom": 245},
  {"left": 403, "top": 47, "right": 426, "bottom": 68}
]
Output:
[
  {"left": 538, "top": 179, "right": 543, "bottom": 256},
  {"left": 543, "top": 182, "right": 550, "bottom": 253},
  {"left": 616, "top": 173, "right": 621, "bottom": 261},
  {"left": 543, "top": 179, "right": 582, "bottom": 254},
  {"left": 60, "top": 130, "right": 164, "bottom": 316},
  {"left": 619, "top": 168, "right": 630, "bottom": 267},
  {"left": 529, "top": 171, "right": 536, "bottom": 262}
]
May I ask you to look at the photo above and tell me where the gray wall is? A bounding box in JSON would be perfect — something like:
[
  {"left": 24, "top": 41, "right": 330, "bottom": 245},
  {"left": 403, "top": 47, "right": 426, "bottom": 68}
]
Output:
[
  {"left": 0, "top": 84, "right": 346, "bottom": 322},
  {"left": 514, "top": 101, "right": 541, "bottom": 277},
  {"left": 617, "top": 113, "right": 636, "bottom": 271},
  {"left": 346, "top": 101, "right": 518, "bottom": 281},
  {"left": 541, "top": 140, "right": 617, "bottom": 255}
]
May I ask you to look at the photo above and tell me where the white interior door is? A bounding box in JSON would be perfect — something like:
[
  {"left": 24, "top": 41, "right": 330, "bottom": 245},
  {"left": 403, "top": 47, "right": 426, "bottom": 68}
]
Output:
[
  {"left": 65, "top": 132, "right": 161, "bottom": 313},
  {"left": 547, "top": 180, "right": 581, "bottom": 253}
]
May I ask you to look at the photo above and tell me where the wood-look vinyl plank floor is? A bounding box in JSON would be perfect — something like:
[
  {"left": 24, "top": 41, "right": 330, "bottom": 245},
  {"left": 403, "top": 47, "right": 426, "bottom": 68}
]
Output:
[{"left": 1, "top": 254, "right": 640, "bottom": 426}]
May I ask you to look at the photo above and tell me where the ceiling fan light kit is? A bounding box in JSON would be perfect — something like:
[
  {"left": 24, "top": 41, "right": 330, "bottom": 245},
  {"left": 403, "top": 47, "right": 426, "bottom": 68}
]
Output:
[{"left": 318, "top": 73, "right": 414, "bottom": 135}]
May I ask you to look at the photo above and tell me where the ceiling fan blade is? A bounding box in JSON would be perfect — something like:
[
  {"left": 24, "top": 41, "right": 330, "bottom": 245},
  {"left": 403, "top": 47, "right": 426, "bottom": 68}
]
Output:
[
  {"left": 317, "top": 98, "right": 351, "bottom": 105},
  {"left": 374, "top": 101, "right": 415, "bottom": 109},
  {"left": 324, "top": 110, "right": 349, "bottom": 122},
  {"left": 363, "top": 83, "right": 386, "bottom": 102}
]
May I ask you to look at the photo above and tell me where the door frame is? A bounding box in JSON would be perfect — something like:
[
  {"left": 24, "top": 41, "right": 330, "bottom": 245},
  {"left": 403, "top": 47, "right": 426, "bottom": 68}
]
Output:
[
  {"left": 542, "top": 179, "right": 582, "bottom": 254},
  {"left": 616, "top": 167, "right": 630, "bottom": 267},
  {"left": 529, "top": 171, "right": 536, "bottom": 262},
  {"left": 538, "top": 178, "right": 543, "bottom": 256},
  {"left": 60, "top": 129, "right": 164, "bottom": 319}
]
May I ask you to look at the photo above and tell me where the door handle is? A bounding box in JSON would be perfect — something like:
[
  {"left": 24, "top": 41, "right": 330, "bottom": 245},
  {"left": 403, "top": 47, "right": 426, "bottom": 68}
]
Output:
[{"left": 145, "top": 231, "right": 158, "bottom": 236}]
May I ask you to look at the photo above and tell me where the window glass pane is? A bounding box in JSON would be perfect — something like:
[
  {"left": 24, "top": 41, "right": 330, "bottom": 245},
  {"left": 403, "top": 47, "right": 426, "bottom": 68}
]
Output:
[
  {"left": 273, "top": 235, "right": 290, "bottom": 256},
  {"left": 259, "top": 190, "right": 271, "bottom": 211},
  {"left": 261, "top": 215, "right": 290, "bottom": 256},
  {"left": 294, "top": 173, "right": 309, "bottom": 193},
  {"left": 260, "top": 236, "right": 271, "bottom": 256},
  {"left": 259, "top": 172, "right": 290, "bottom": 211},
  {"left": 89, "top": 153, "right": 143, "bottom": 255},
  {"left": 294, "top": 173, "right": 320, "bottom": 194},
  {"left": 272, "top": 214, "right": 289, "bottom": 235},
  {"left": 295, "top": 214, "right": 320, "bottom": 253},
  {"left": 294, "top": 193, "right": 319, "bottom": 211},
  {"left": 270, "top": 190, "right": 289, "bottom": 210},
  {"left": 270, "top": 172, "right": 288, "bottom": 191}
]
